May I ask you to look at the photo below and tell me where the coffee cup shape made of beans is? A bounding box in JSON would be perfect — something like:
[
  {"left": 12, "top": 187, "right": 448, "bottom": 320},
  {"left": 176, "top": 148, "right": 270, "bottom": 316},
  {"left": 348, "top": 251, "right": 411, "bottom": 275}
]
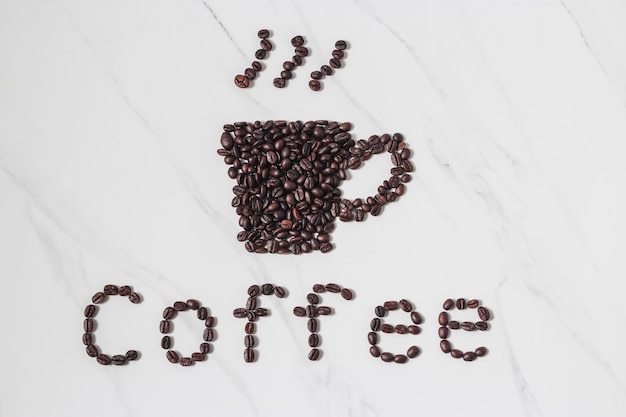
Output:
[{"left": 218, "top": 120, "right": 413, "bottom": 254}]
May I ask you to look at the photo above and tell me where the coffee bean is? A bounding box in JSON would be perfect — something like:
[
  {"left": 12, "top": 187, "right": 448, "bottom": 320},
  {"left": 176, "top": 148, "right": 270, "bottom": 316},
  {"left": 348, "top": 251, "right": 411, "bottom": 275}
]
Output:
[
  {"left": 340, "top": 288, "right": 353, "bottom": 300},
  {"left": 173, "top": 301, "right": 188, "bottom": 311},
  {"left": 295, "top": 46, "right": 309, "bottom": 57},
  {"left": 407, "top": 325, "right": 420, "bottom": 335},
  {"left": 370, "top": 345, "right": 381, "bottom": 357},
  {"left": 251, "top": 61, "right": 262, "bottom": 72},
  {"left": 307, "top": 318, "right": 318, "bottom": 333},
  {"left": 244, "top": 348, "right": 255, "bottom": 363},
  {"left": 381, "top": 324, "right": 394, "bottom": 333},
  {"left": 244, "top": 334, "right": 256, "bottom": 348},
  {"left": 246, "top": 297, "right": 258, "bottom": 310},
  {"left": 200, "top": 343, "right": 211, "bottom": 354},
  {"left": 163, "top": 307, "right": 176, "bottom": 320},
  {"left": 234, "top": 74, "right": 250, "bottom": 88},
  {"left": 384, "top": 301, "right": 399, "bottom": 310},
  {"left": 82, "top": 333, "right": 92, "bottom": 345},
  {"left": 83, "top": 319, "right": 94, "bottom": 333},
  {"left": 103, "top": 285, "right": 118, "bottom": 295},
  {"left": 450, "top": 349, "right": 463, "bottom": 359},
  {"left": 475, "top": 346, "right": 488, "bottom": 357},
  {"left": 125, "top": 350, "right": 138, "bottom": 361},
  {"left": 317, "top": 306, "right": 331, "bottom": 315},
  {"left": 438, "top": 327, "right": 449, "bottom": 339},
  {"left": 407, "top": 345, "right": 420, "bottom": 358},
  {"left": 128, "top": 292, "right": 141, "bottom": 304},
  {"left": 203, "top": 328, "right": 215, "bottom": 342},
  {"left": 161, "top": 336, "right": 171, "bottom": 350},
  {"left": 293, "top": 306, "right": 306, "bottom": 317},
  {"left": 468, "top": 299, "right": 479, "bottom": 309},
  {"left": 478, "top": 307, "right": 491, "bottom": 321},
  {"left": 247, "top": 311, "right": 258, "bottom": 321},
  {"left": 192, "top": 352, "right": 205, "bottom": 362},
  {"left": 335, "top": 40, "right": 347, "bottom": 50},
  {"left": 448, "top": 320, "right": 460, "bottom": 329},
  {"left": 84, "top": 304, "right": 96, "bottom": 318},
  {"left": 394, "top": 354, "right": 408, "bottom": 364},
  {"left": 332, "top": 49, "right": 344, "bottom": 59},
  {"left": 438, "top": 312, "right": 449, "bottom": 326},
  {"left": 368, "top": 332, "right": 379, "bottom": 345},
  {"left": 86, "top": 345, "right": 99, "bottom": 357},
  {"left": 180, "top": 357, "right": 193, "bottom": 366},
  {"left": 197, "top": 307, "right": 208, "bottom": 320},
  {"left": 261, "top": 283, "right": 274, "bottom": 295},
  {"left": 291, "top": 35, "right": 304, "bottom": 47},
  {"left": 258, "top": 29, "right": 270, "bottom": 39},
  {"left": 96, "top": 354, "right": 112, "bottom": 365},
  {"left": 410, "top": 311, "right": 422, "bottom": 324},
  {"left": 308, "top": 333, "right": 320, "bottom": 347},
  {"left": 254, "top": 49, "right": 267, "bottom": 60},
  {"left": 394, "top": 324, "right": 407, "bottom": 334},
  {"left": 274, "top": 286, "right": 286, "bottom": 298},
  {"left": 399, "top": 299, "right": 412, "bottom": 312},
  {"left": 280, "top": 70, "right": 293, "bottom": 80},
  {"left": 326, "top": 283, "right": 341, "bottom": 293},
  {"left": 92, "top": 292, "right": 105, "bottom": 304},
  {"left": 205, "top": 316, "right": 215, "bottom": 328},
  {"left": 375, "top": 306, "right": 386, "bottom": 317},
  {"left": 160, "top": 320, "right": 171, "bottom": 334},
  {"left": 311, "top": 70, "right": 323, "bottom": 80},
  {"left": 381, "top": 352, "right": 394, "bottom": 362},
  {"left": 370, "top": 318, "right": 381, "bottom": 331},
  {"left": 443, "top": 298, "right": 454, "bottom": 310},
  {"left": 112, "top": 355, "right": 127, "bottom": 365},
  {"left": 456, "top": 298, "right": 467, "bottom": 310},
  {"left": 306, "top": 305, "right": 318, "bottom": 318},
  {"left": 461, "top": 321, "right": 476, "bottom": 331},
  {"left": 273, "top": 77, "right": 286, "bottom": 88},
  {"left": 118, "top": 286, "right": 132, "bottom": 296},
  {"left": 475, "top": 321, "right": 489, "bottom": 331},
  {"left": 166, "top": 350, "right": 179, "bottom": 363},
  {"left": 186, "top": 299, "right": 200, "bottom": 310},
  {"left": 292, "top": 55, "right": 303, "bottom": 66},
  {"left": 440, "top": 340, "right": 452, "bottom": 353},
  {"left": 312, "top": 284, "right": 326, "bottom": 293},
  {"left": 308, "top": 348, "right": 320, "bottom": 361},
  {"left": 307, "top": 293, "right": 320, "bottom": 304},
  {"left": 260, "top": 39, "right": 273, "bottom": 51}
]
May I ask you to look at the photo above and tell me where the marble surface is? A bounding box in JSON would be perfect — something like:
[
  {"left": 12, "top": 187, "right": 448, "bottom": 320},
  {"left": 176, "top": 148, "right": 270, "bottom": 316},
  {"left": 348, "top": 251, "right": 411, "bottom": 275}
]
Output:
[{"left": 1, "top": 1, "right": 626, "bottom": 416}]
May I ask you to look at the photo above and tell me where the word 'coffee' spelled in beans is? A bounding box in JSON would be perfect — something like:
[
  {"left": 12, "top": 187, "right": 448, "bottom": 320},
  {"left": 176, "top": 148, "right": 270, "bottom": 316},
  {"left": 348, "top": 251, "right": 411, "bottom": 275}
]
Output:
[
  {"left": 218, "top": 121, "right": 412, "bottom": 254},
  {"left": 82, "top": 286, "right": 492, "bottom": 366}
]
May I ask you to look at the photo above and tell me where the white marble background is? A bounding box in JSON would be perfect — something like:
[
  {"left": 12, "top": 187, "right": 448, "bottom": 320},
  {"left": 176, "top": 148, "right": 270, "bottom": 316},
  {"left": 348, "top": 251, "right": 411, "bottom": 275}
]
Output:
[{"left": 1, "top": 0, "right": 626, "bottom": 416}]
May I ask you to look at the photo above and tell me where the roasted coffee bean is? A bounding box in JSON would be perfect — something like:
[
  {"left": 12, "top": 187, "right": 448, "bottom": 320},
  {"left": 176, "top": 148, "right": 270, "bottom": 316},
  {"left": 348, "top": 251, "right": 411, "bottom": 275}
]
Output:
[
  {"left": 384, "top": 301, "right": 399, "bottom": 310},
  {"left": 332, "top": 49, "right": 344, "bottom": 59},
  {"left": 307, "top": 293, "right": 320, "bottom": 305},
  {"left": 394, "top": 354, "right": 408, "bottom": 364},
  {"left": 112, "top": 355, "right": 127, "bottom": 365},
  {"left": 450, "top": 349, "right": 463, "bottom": 359},
  {"left": 370, "top": 345, "right": 381, "bottom": 357},
  {"left": 244, "top": 334, "right": 256, "bottom": 348},
  {"left": 255, "top": 49, "right": 267, "bottom": 60},
  {"left": 273, "top": 77, "right": 286, "bottom": 88},
  {"left": 96, "top": 354, "right": 112, "bottom": 365},
  {"left": 463, "top": 351, "right": 476, "bottom": 361},
  {"left": 407, "top": 345, "right": 420, "bottom": 358},
  {"left": 86, "top": 344, "right": 99, "bottom": 357},
  {"left": 292, "top": 55, "right": 303, "bottom": 66},
  {"left": 308, "top": 348, "right": 320, "bottom": 361},
  {"left": 161, "top": 336, "right": 171, "bottom": 350},
  {"left": 83, "top": 319, "right": 94, "bottom": 333},
  {"left": 191, "top": 352, "right": 205, "bottom": 362},
  {"left": 234, "top": 74, "right": 250, "bottom": 88},
  {"left": 306, "top": 305, "right": 318, "bottom": 318},
  {"left": 261, "top": 283, "right": 274, "bottom": 295},
  {"left": 478, "top": 307, "right": 491, "bottom": 321},
  {"left": 311, "top": 70, "right": 323, "bottom": 80},
  {"left": 244, "top": 322, "right": 256, "bottom": 335},
  {"left": 295, "top": 46, "right": 309, "bottom": 57},
  {"left": 375, "top": 306, "right": 386, "bottom": 317},
  {"left": 440, "top": 340, "right": 452, "bottom": 353},
  {"left": 173, "top": 301, "right": 188, "bottom": 311},
  {"left": 475, "top": 321, "right": 489, "bottom": 331},
  {"left": 475, "top": 346, "right": 488, "bottom": 357},
  {"left": 246, "top": 297, "right": 258, "bottom": 310},
  {"left": 410, "top": 311, "right": 422, "bottom": 324},
  {"left": 186, "top": 299, "right": 200, "bottom": 310},
  {"left": 274, "top": 286, "right": 286, "bottom": 298},
  {"left": 103, "top": 285, "right": 118, "bottom": 295},
  {"left": 443, "top": 298, "right": 455, "bottom": 310},
  {"left": 125, "top": 350, "right": 138, "bottom": 361},
  {"left": 280, "top": 70, "right": 293, "bottom": 80},
  {"left": 399, "top": 299, "right": 412, "bottom": 312},
  {"left": 293, "top": 306, "right": 306, "bottom": 317},
  {"left": 256, "top": 308, "right": 268, "bottom": 317},
  {"left": 312, "top": 284, "right": 326, "bottom": 293},
  {"left": 244, "top": 348, "right": 255, "bottom": 363},
  {"left": 163, "top": 307, "right": 176, "bottom": 320},
  {"left": 166, "top": 350, "right": 180, "bottom": 363},
  {"left": 381, "top": 352, "right": 394, "bottom": 362},
  {"left": 260, "top": 39, "right": 273, "bottom": 51},
  {"left": 368, "top": 332, "right": 379, "bottom": 345},
  {"left": 180, "top": 357, "right": 193, "bottom": 366},
  {"left": 307, "top": 318, "right": 318, "bottom": 333},
  {"left": 438, "top": 312, "right": 449, "bottom": 326},
  {"left": 92, "top": 292, "right": 106, "bottom": 304},
  {"left": 448, "top": 320, "right": 460, "bottom": 329},
  {"left": 82, "top": 333, "right": 92, "bottom": 345},
  {"left": 258, "top": 29, "right": 270, "bottom": 39},
  {"left": 456, "top": 298, "right": 467, "bottom": 310},
  {"left": 370, "top": 318, "right": 381, "bottom": 331},
  {"left": 197, "top": 307, "right": 208, "bottom": 320},
  {"left": 84, "top": 304, "right": 96, "bottom": 318},
  {"left": 200, "top": 342, "right": 211, "bottom": 354},
  {"left": 128, "top": 292, "right": 140, "bottom": 304},
  {"left": 203, "top": 328, "right": 215, "bottom": 342},
  {"left": 291, "top": 35, "right": 304, "bottom": 47},
  {"left": 247, "top": 285, "right": 260, "bottom": 297},
  {"left": 395, "top": 324, "right": 407, "bottom": 334},
  {"left": 438, "top": 327, "right": 449, "bottom": 339},
  {"left": 317, "top": 306, "right": 331, "bottom": 315},
  {"left": 119, "top": 285, "right": 132, "bottom": 296},
  {"left": 335, "top": 40, "right": 347, "bottom": 50},
  {"left": 407, "top": 325, "right": 420, "bottom": 335},
  {"left": 205, "top": 316, "right": 215, "bottom": 328},
  {"left": 381, "top": 324, "right": 394, "bottom": 333},
  {"left": 326, "top": 283, "right": 341, "bottom": 293},
  {"left": 340, "top": 288, "right": 353, "bottom": 300},
  {"left": 468, "top": 299, "right": 479, "bottom": 309},
  {"left": 247, "top": 311, "right": 258, "bottom": 321},
  {"left": 251, "top": 61, "right": 262, "bottom": 72},
  {"left": 461, "top": 321, "right": 476, "bottom": 331},
  {"left": 329, "top": 57, "right": 342, "bottom": 68},
  {"left": 308, "top": 333, "right": 320, "bottom": 347},
  {"left": 160, "top": 320, "right": 171, "bottom": 334}
]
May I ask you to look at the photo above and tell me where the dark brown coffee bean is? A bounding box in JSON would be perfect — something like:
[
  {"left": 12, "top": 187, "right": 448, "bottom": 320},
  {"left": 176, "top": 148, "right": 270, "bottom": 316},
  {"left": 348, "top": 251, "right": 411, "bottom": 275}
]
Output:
[
  {"left": 326, "top": 283, "right": 341, "bottom": 293},
  {"left": 203, "top": 328, "right": 215, "bottom": 342},
  {"left": 295, "top": 46, "right": 309, "bottom": 57},
  {"left": 308, "top": 318, "right": 318, "bottom": 333},
  {"left": 317, "top": 306, "right": 331, "bottom": 315},
  {"left": 448, "top": 320, "right": 460, "bottom": 329},
  {"left": 308, "top": 80, "right": 321, "bottom": 92},
  {"left": 332, "top": 49, "right": 344, "bottom": 59},
  {"left": 395, "top": 324, "right": 407, "bottom": 334},
  {"left": 375, "top": 306, "right": 386, "bottom": 317},
  {"left": 86, "top": 344, "right": 99, "bottom": 357},
  {"left": 438, "top": 311, "right": 449, "bottom": 326},
  {"left": 273, "top": 77, "right": 286, "bottom": 88},
  {"left": 191, "top": 352, "right": 205, "bottom": 362},
  {"left": 197, "top": 307, "right": 208, "bottom": 320},
  {"left": 254, "top": 49, "right": 266, "bottom": 60},
  {"left": 410, "top": 311, "right": 422, "bottom": 324},
  {"left": 293, "top": 306, "right": 306, "bottom": 317},
  {"left": 161, "top": 336, "right": 171, "bottom": 350},
  {"left": 246, "top": 297, "right": 258, "bottom": 310},
  {"left": 185, "top": 299, "right": 199, "bottom": 310},
  {"left": 163, "top": 307, "right": 176, "bottom": 320},
  {"left": 128, "top": 292, "right": 140, "bottom": 304},
  {"left": 370, "top": 345, "right": 381, "bottom": 357},
  {"left": 438, "top": 326, "right": 449, "bottom": 339},
  {"left": 92, "top": 292, "right": 105, "bottom": 304},
  {"left": 443, "top": 298, "right": 455, "bottom": 310},
  {"left": 311, "top": 70, "right": 323, "bottom": 80},
  {"left": 370, "top": 318, "right": 381, "bottom": 331},
  {"left": 312, "top": 284, "right": 326, "bottom": 293},
  {"left": 251, "top": 61, "right": 262, "bottom": 72},
  {"left": 468, "top": 299, "right": 479, "bottom": 309},
  {"left": 233, "top": 308, "right": 247, "bottom": 318},
  {"left": 407, "top": 325, "right": 420, "bottom": 335},
  {"left": 381, "top": 324, "right": 394, "bottom": 333},
  {"left": 307, "top": 293, "right": 320, "bottom": 304},
  {"left": 308, "top": 333, "right": 320, "bottom": 347},
  {"left": 118, "top": 286, "right": 132, "bottom": 296},
  {"left": 96, "top": 354, "right": 112, "bottom": 365},
  {"left": 247, "top": 311, "right": 258, "bottom": 321},
  {"left": 257, "top": 29, "right": 270, "bottom": 39},
  {"left": 247, "top": 285, "right": 260, "bottom": 297},
  {"left": 160, "top": 320, "right": 171, "bottom": 334},
  {"left": 308, "top": 348, "right": 320, "bottom": 361},
  {"left": 261, "top": 283, "right": 274, "bottom": 295},
  {"left": 82, "top": 333, "right": 92, "bottom": 345},
  {"left": 234, "top": 74, "right": 250, "bottom": 88},
  {"left": 461, "top": 321, "right": 476, "bottom": 331},
  {"left": 244, "top": 348, "right": 255, "bottom": 363},
  {"left": 103, "top": 285, "right": 118, "bottom": 295},
  {"left": 292, "top": 55, "right": 303, "bottom": 66},
  {"left": 335, "top": 40, "right": 347, "bottom": 50},
  {"left": 173, "top": 301, "right": 187, "bottom": 311},
  {"left": 260, "top": 39, "right": 273, "bottom": 51},
  {"left": 475, "top": 346, "right": 488, "bottom": 357},
  {"left": 478, "top": 307, "right": 491, "bottom": 321},
  {"left": 83, "top": 319, "right": 94, "bottom": 333},
  {"left": 368, "top": 332, "right": 379, "bottom": 345},
  {"left": 112, "top": 355, "right": 127, "bottom": 365},
  {"left": 329, "top": 58, "right": 341, "bottom": 68},
  {"left": 440, "top": 340, "right": 452, "bottom": 353},
  {"left": 456, "top": 298, "right": 467, "bottom": 310},
  {"left": 399, "top": 299, "right": 412, "bottom": 312},
  {"left": 205, "top": 316, "right": 215, "bottom": 328},
  {"left": 280, "top": 70, "right": 293, "bottom": 80},
  {"left": 244, "top": 334, "right": 256, "bottom": 348},
  {"left": 291, "top": 35, "right": 304, "bottom": 47},
  {"left": 125, "top": 350, "right": 138, "bottom": 361},
  {"left": 407, "top": 345, "right": 420, "bottom": 358},
  {"left": 394, "top": 354, "right": 408, "bottom": 364},
  {"left": 463, "top": 351, "right": 476, "bottom": 361},
  {"left": 381, "top": 352, "right": 394, "bottom": 362},
  {"left": 242, "top": 322, "right": 255, "bottom": 335},
  {"left": 273, "top": 286, "right": 286, "bottom": 298},
  {"left": 320, "top": 65, "right": 333, "bottom": 76},
  {"left": 384, "top": 301, "right": 399, "bottom": 310},
  {"left": 450, "top": 349, "right": 463, "bottom": 359},
  {"left": 166, "top": 350, "right": 179, "bottom": 363},
  {"left": 199, "top": 343, "right": 211, "bottom": 354},
  {"left": 180, "top": 357, "right": 193, "bottom": 366},
  {"left": 256, "top": 308, "right": 268, "bottom": 317},
  {"left": 84, "top": 304, "right": 96, "bottom": 318},
  {"left": 475, "top": 321, "right": 489, "bottom": 331},
  {"left": 306, "top": 305, "right": 318, "bottom": 318},
  {"left": 340, "top": 288, "right": 353, "bottom": 300}
]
